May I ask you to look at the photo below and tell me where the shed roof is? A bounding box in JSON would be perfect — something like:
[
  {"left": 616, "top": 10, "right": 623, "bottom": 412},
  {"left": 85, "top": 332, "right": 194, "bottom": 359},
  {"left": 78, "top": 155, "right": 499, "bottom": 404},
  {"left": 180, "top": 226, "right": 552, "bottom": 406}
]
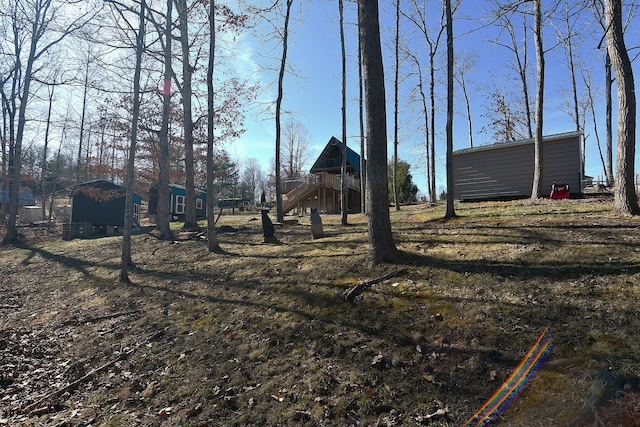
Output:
[
  {"left": 453, "top": 131, "right": 582, "bottom": 156},
  {"left": 73, "top": 180, "right": 141, "bottom": 204},
  {"left": 310, "top": 137, "right": 364, "bottom": 175}
]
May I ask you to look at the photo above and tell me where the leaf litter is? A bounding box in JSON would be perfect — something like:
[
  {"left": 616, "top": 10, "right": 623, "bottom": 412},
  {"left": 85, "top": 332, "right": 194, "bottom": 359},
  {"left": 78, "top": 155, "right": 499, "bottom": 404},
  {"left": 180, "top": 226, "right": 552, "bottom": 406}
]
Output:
[{"left": 0, "top": 198, "right": 639, "bottom": 426}]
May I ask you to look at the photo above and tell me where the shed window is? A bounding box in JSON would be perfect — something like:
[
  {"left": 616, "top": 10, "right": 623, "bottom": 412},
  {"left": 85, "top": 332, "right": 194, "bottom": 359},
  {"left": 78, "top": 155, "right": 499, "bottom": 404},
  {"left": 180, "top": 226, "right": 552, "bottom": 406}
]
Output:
[
  {"left": 196, "top": 198, "right": 203, "bottom": 210},
  {"left": 133, "top": 203, "right": 140, "bottom": 223},
  {"left": 175, "top": 195, "right": 186, "bottom": 214}
]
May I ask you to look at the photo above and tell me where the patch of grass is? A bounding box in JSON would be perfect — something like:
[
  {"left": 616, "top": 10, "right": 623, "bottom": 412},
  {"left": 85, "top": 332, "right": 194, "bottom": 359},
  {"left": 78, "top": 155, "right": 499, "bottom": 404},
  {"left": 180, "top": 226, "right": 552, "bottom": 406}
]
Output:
[{"left": 1, "top": 199, "right": 640, "bottom": 426}]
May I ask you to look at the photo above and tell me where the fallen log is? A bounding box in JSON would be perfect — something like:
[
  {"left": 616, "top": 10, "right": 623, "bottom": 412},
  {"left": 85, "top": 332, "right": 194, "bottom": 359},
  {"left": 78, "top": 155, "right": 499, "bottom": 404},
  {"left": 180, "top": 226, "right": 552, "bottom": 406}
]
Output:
[{"left": 341, "top": 268, "right": 409, "bottom": 302}]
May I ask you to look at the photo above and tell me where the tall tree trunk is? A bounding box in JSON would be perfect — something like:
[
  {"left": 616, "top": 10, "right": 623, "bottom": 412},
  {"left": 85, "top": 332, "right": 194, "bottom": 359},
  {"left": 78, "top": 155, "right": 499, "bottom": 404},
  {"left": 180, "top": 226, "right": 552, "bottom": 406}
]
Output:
[
  {"left": 429, "top": 50, "right": 436, "bottom": 203},
  {"left": 605, "top": 51, "right": 614, "bottom": 185},
  {"left": 606, "top": 0, "right": 639, "bottom": 215},
  {"left": 77, "top": 57, "right": 90, "bottom": 182},
  {"left": 207, "top": 0, "right": 220, "bottom": 252},
  {"left": 444, "top": 0, "right": 455, "bottom": 218},
  {"left": 531, "top": 0, "right": 544, "bottom": 200},
  {"left": 392, "top": 0, "right": 400, "bottom": 211},
  {"left": 157, "top": 0, "right": 174, "bottom": 240},
  {"left": 275, "top": 0, "right": 293, "bottom": 223},
  {"left": 41, "top": 85, "right": 54, "bottom": 222},
  {"left": 406, "top": 53, "right": 430, "bottom": 203},
  {"left": 358, "top": 23, "right": 366, "bottom": 214},
  {"left": 177, "top": 0, "right": 198, "bottom": 230},
  {"left": 358, "top": 0, "right": 397, "bottom": 266},
  {"left": 119, "top": 0, "right": 146, "bottom": 283},
  {"left": 0, "top": 90, "right": 8, "bottom": 224},
  {"left": 4, "top": 1, "right": 41, "bottom": 244},
  {"left": 339, "top": 0, "right": 348, "bottom": 225},
  {"left": 461, "top": 73, "right": 473, "bottom": 148},
  {"left": 521, "top": 8, "right": 533, "bottom": 140}
]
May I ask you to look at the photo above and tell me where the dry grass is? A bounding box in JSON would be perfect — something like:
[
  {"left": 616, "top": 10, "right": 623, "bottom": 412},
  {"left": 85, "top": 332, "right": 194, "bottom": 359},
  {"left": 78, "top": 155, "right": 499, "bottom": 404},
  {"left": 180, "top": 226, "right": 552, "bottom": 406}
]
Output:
[{"left": 1, "top": 198, "right": 639, "bottom": 426}]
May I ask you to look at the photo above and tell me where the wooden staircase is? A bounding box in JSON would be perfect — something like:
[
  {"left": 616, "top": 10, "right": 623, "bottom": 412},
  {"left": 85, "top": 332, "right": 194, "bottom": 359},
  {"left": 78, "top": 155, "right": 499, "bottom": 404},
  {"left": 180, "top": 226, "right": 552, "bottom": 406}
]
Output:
[{"left": 282, "top": 172, "right": 360, "bottom": 214}]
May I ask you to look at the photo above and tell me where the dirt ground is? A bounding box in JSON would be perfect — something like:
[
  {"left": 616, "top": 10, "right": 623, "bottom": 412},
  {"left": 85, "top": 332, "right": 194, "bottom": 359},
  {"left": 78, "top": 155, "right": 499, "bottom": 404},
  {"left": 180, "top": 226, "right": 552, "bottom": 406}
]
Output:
[{"left": 1, "top": 198, "right": 639, "bottom": 426}]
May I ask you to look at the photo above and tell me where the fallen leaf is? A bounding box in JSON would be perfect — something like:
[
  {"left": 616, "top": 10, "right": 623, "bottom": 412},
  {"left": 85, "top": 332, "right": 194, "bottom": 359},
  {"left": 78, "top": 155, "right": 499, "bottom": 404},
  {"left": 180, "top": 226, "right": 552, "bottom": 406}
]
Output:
[{"left": 489, "top": 370, "right": 497, "bottom": 381}]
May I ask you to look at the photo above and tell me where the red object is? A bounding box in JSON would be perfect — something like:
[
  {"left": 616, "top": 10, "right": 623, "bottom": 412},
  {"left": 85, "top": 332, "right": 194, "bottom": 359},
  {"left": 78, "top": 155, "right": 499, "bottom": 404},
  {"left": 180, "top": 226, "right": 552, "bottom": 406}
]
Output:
[{"left": 550, "top": 183, "right": 570, "bottom": 199}]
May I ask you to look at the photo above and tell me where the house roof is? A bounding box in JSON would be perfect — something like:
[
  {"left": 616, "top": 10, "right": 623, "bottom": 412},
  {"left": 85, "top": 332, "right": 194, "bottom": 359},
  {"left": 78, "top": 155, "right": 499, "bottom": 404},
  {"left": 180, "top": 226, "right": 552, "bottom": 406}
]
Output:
[{"left": 310, "top": 136, "right": 364, "bottom": 175}]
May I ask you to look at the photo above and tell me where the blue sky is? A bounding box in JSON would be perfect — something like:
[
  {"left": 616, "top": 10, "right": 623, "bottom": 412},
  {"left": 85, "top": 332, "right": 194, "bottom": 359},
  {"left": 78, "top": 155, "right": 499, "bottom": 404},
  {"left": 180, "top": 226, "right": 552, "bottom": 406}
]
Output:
[{"left": 230, "top": 0, "right": 640, "bottom": 196}]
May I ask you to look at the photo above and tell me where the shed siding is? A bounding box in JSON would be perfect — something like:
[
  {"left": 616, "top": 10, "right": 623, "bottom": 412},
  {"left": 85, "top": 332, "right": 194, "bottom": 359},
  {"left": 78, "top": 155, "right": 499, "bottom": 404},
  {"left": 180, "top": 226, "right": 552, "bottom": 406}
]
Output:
[{"left": 453, "top": 134, "right": 582, "bottom": 200}]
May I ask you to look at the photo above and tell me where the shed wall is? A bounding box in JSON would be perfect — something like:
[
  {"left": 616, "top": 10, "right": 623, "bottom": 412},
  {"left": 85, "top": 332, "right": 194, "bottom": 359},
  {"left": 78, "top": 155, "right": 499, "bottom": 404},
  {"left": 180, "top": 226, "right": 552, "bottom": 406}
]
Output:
[{"left": 453, "top": 135, "right": 582, "bottom": 200}]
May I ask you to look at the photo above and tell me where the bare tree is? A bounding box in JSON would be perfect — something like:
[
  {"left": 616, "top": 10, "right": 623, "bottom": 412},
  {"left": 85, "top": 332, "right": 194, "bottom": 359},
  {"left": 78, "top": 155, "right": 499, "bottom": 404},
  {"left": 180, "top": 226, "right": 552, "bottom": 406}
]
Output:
[
  {"left": 206, "top": 0, "right": 220, "bottom": 252},
  {"left": 2, "top": 0, "right": 96, "bottom": 244},
  {"left": 444, "top": 0, "right": 455, "bottom": 218},
  {"left": 454, "top": 50, "right": 477, "bottom": 148},
  {"left": 605, "top": 0, "right": 639, "bottom": 215},
  {"left": 404, "top": 51, "right": 431, "bottom": 201},
  {"left": 392, "top": 0, "right": 401, "bottom": 212},
  {"left": 358, "top": 21, "right": 366, "bottom": 214},
  {"left": 530, "top": 0, "right": 545, "bottom": 199},
  {"left": 605, "top": 51, "right": 614, "bottom": 185},
  {"left": 339, "top": 0, "right": 348, "bottom": 225},
  {"left": 281, "top": 118, "right": 310, "bottom": 180},
  {"left": 156, "top": 0, "right": 175, "bottom": 240},
  {"left": 242, "top": 158, "right": 265, "bottom": 204},
  {"left": 403, "top": 0, "right": 445, "bottom": 203},
  {"left": 489, "top": 1, "right": 533, "bottom": 139},
  {"left": 175, "top": 0, "right": 198, "bottom": 230},
  {"left": 358, "top": 0, "right": 397, "bottom": 266},
  {"left": 274, "top": 0, "right": 294, "bottom": 223},
  {"left": 582, "top": 67, "right": 608, "bottom": 181},
  {"left": 593, "top": 2, "right": 617, "bottom": 186},
  {"left": 119, "top": 0, "right": 146, "bottom": 283}
]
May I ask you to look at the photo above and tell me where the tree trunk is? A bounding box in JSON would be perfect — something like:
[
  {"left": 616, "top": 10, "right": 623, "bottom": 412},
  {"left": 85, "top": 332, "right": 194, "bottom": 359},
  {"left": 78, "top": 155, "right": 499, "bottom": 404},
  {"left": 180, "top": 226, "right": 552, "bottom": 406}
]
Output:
[
  {"left": 77, "top": 57, "right": 90, "bottom": 182},
  {"left": 392, "top": 0, "right": 400, "bottom": 211},
  {"left": 606, "top": 0, "right": 639, "bottom": 215},
  {"left": 429, "top": 51, "right": 436, "bottom": 203},
  {"left": 119, "top": 0, "right": 146, "bottom": 283},
  {"left": 520, "top": 9, "right": 533, "bottom": 140},
  {"left": 358, "top": 25, "right": 366, "bottom": 214},
  {"left": 605, "top": 52, "right": 614, "bottom": 186},
  {"left": 177, "top": 0, "right": 198, "bottom": 230},
  {"left": 339, "top": 0, "right": 348, "bottom": 225},
  {"left": 4, "top": 1, "right": 41, "bottom": 244},
  {"left": 444, "top": 0, "right": 455, "bottom": 218},
  {"left": 207, "top": 0, "right": 220, "bottom": 252},
  {"left": 358, "top": 0, "right": 398, "bottom": 266},
  {"left": 530, "top": 0, "right": 544, "bottom": 200},
  {"left": 275, "top": 0, "right": 293, "bottom": 223},
  {"left": 41, "top": 84, "right": 54, "bottom": 222},
  {"left": 157, "top": 0, "right": 174, "bottom": 240},
  {"left": 407, "top": 53, "right": 430, "bottom": 204}
]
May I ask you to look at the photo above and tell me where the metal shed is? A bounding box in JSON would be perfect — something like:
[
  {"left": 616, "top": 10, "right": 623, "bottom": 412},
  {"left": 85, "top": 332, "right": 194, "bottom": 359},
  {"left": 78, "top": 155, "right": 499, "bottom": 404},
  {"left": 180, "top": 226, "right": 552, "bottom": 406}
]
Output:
[
  {"left": 70, "top": 180, "right": 141, "bottom": 228},
  {"left": 453, "top": 132, "right": 583, "bottom": 201}
]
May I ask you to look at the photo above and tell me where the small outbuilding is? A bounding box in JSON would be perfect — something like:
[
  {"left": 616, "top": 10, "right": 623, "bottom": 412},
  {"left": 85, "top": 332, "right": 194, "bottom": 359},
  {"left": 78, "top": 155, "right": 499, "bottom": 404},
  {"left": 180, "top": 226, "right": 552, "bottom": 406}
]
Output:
[
  {"left": 1, "top": 185, "right": 36, "bottom": 206},
  {"left": 453, "top": 132, "right": 583, "bottom": 201},
  {"left": 148, "top": 184, "right": 206, "bottom": 221},
  {"left": 70, "top": 180, "right": 141, "bottom": 234}
]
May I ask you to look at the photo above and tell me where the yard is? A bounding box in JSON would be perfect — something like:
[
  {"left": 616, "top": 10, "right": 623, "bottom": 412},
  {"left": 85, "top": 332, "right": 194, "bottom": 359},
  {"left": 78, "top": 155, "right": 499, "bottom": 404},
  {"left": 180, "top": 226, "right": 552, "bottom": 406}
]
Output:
[{"left": 1, "top": 197, "right": 639, "bottom": 426}]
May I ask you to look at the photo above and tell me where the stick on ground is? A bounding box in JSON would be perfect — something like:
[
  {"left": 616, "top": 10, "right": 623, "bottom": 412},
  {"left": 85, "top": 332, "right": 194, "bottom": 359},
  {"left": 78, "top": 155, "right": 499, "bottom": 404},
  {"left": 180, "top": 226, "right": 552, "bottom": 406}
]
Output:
[{"left": 342, "top": 268, "right": 409, "bottom": 302}]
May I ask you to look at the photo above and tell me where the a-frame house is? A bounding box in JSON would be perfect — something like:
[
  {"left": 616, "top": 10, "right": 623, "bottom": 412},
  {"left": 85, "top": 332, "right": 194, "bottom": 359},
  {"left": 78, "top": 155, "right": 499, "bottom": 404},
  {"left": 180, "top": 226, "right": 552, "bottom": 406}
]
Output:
[{"left": 282, "top": 137, "right": 364, "bottom": 214}]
